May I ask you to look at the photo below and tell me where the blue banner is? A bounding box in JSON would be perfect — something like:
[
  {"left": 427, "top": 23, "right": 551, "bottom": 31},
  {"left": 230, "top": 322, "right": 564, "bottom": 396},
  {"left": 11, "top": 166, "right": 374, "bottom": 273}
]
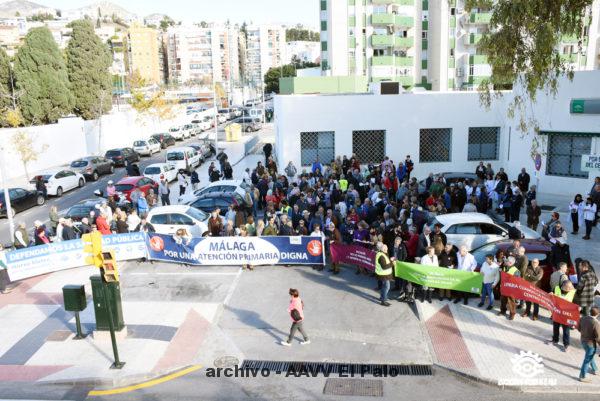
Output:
[{"left": 145, "top": 234, "right": 325, "bottom": 266}]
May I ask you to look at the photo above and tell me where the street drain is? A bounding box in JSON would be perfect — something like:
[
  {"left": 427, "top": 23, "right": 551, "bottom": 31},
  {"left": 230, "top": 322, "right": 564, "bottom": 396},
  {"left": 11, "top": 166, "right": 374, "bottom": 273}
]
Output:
[
  {"left": 239, "top": 360, "right": 432, "bottom": 376},
  {"left": 323, "top": 378, "right": 383, "bottom": 397}
]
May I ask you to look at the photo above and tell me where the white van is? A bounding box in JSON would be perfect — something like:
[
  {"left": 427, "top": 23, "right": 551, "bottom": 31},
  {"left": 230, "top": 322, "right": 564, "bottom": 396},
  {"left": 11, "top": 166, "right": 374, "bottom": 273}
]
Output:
[
  {"left": 166, "top": 146, "right": 201, "bottom": 173},
  {"left": 248, "top": 108, "right": 264, "bottom": 121}
]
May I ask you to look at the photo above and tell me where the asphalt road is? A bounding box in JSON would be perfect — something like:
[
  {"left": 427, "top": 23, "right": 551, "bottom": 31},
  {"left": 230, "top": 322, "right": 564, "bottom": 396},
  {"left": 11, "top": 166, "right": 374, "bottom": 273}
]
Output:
[{"left": 0, "top": 115, "right": 264, "bottom": 247}]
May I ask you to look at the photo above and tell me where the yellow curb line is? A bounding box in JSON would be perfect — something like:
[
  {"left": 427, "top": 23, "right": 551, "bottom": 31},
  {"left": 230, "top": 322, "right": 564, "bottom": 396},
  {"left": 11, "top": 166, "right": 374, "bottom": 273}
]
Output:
[{"left": 88, "top": 365, "right": 202, "bottom": 396}]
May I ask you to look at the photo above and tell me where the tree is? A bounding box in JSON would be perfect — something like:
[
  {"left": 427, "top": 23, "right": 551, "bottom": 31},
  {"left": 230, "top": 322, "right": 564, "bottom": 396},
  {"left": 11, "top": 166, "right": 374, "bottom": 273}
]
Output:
[
  {"left": 467, "top": 0, "right": 592, "bottom": 133},
  {"left": 0, "top": 47, "right": 13, "bottom": 113},
  {"left": 286, "top": 28, "right": 319, "bottom": 42},
  {"left": 160, "top": 16, "right": 175, "bottom": 32},
  {"left": 11, "top": 131, "right": 48, "bottom": 181},
  {"left": 264, "top": 64, "right": 297, "bottom": 94},
  {"left": 128, "top": 72, "right": 174, "bottom": 127},
  {"left": 66, "top": 20, "right": 112, "bottom": 120},
  {"left": 13, "top": 27, "right": 74, "bottom": 125}
]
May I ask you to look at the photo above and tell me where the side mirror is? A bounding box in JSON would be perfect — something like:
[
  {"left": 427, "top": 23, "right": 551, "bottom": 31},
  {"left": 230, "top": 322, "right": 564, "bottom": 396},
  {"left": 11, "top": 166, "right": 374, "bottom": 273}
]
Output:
[
  {"left": 501, "top": 232, "right": 507, "bottom": 237},
  {"left": 94, "top": 189, "right": 104, "bottom": 197}
]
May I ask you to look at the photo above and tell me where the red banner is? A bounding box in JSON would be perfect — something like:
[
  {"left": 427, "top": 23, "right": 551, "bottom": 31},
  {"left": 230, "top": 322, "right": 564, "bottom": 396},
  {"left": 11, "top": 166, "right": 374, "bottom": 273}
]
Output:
[
  {"left": 500, "top": 272, "right": 580, "bottom": 325},
  {"left": 330, "top": 242, "right": 376, "bottom": 271}
]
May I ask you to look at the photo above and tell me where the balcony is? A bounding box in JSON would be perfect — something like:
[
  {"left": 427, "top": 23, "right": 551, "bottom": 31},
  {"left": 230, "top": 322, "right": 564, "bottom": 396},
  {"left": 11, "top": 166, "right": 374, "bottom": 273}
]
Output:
[
  {"left": 372, "top": 0, "right": 415, "bottom": 4},
  {"left": 465, "top": 33, "right": 483, "bottom": 45},
  {"left": 448, "top": 57, "right": 455, "bottom": 68},
  {"left": 467, "top": 75, "right": 488, "bottom": 85},
  {"left": 349, "top": 36, "right": 356, "bottom": 48},
  {"left": 371, "top": 35, "right": 414, "bottom": 48},
  {"left": 372, "top": 56, "right": 414, "bottom": 66},
  {"left": 469, "top": 54, "right": 488, "bottom": 64},
  {"left": 371, "top": 14, "right": 414, "bottom": 27},
  {"left": 469, "top": 12, "right": 492, "bottom": 24}
]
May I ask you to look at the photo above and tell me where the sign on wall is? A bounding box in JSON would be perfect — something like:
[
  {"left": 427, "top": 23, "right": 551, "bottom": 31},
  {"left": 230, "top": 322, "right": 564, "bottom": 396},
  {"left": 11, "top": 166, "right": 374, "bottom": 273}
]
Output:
[
  {"left": 581, "top": 154, "right": 600, "bottom": 172},
  {"left": 570, "top": 99, "right": 600, "bottom": 114}
]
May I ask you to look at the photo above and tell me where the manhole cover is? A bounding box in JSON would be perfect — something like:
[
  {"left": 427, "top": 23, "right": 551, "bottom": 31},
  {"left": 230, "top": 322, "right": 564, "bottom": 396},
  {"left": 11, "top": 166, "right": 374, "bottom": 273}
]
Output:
[
  {"left": 46, "top": 330, "right": 72, "bottom": 341},
  {"left": 323, "top": 378, "right": 383, "bottom": 397},
  {"left": 214, "top": 356, "right": 240, "bottom": 368}
]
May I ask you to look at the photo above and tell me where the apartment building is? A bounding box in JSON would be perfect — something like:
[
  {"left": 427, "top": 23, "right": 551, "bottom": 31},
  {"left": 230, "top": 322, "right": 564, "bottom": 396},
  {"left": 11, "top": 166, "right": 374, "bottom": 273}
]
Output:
[
  {"left": 126, "top": 23, "right": 162, "bottom": 85},
  {"left": 285, "top": 40, "right": 320, "bottom": 64},
  {"left": 318, "top": 0, "right": 600, "bottom": 92},
  {"left": 244, "top": 25, "right": 286, "bottom": 85},
  {"left": 166, "top": 24, "right": 241, "bottom": 91}
]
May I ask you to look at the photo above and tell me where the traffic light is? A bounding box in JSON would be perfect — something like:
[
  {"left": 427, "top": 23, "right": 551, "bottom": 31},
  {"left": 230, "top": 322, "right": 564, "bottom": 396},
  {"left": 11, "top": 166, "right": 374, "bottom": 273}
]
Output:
[
  {"left": 101, "top": 251, "right": 120, "bottom": 283},
  {"left": 82, "top": 232, "right": 103, "bottom": 268}
]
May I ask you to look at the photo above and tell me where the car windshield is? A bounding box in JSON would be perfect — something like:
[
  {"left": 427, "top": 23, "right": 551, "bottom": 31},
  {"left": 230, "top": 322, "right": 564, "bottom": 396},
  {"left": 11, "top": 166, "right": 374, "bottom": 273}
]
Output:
[
  {"left": 115, "top": 184, "right": 134, "bottom": 192},
  {"left": 186, "top": 207, "right": 208, "bottom": 222},
  {"left": 134, "top": 141, "right": 146, "bottom": 146},
  {"left": 167, "top": 152, "right": 184, "bottom": 161},
  {"left": 66, "top": 206, "right": 91, "bottom": 217},
  {"left": 106, "top": 150, "right": 121, "bottom": 156},
  {"left": 70, "top": 160, "right": 88, "bottom": 167},
  {"left": 472, "top": 243, "right": 499, "bottom": 266},
  {"left": 144, "top": 167, "right": 161, "bottom": 175}
]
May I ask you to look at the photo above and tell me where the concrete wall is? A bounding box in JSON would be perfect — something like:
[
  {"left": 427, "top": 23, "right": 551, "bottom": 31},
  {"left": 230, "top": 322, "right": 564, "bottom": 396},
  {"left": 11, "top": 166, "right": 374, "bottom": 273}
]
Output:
[
  {"left": 274, "top": 71, "right": 600, "bottom": 196},
  {"left": 0, "top": 105, "right": 190, "bottom": 184},
  {"left": 279, "top": 76, "right": 369, "bottom": 95}
]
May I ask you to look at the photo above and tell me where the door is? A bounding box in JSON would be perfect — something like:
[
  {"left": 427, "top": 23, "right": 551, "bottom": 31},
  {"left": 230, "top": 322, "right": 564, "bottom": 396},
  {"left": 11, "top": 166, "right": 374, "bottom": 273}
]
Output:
[
  {"left": 165, "top": 164, "right": 177, "bottom": 182},
  {"left": 444, "top": 223, "right": 483, "bottom": 250},
  {"left": 149, "top": 213, "right": 172, "bottom": 234},
  {"left": 63, "top": 170, "right": 78, "bottom": 190},
  {"left": 8, "top": 188, "right": 26, "bottom": 212},
  {"left": 480, "top": 223, "right": 506, "bottom": 246}
]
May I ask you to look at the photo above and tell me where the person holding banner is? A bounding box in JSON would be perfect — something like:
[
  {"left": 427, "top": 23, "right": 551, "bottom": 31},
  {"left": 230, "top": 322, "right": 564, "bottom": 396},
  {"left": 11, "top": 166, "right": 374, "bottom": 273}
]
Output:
[
  {"left": 455, "top": 246, "right": 477, "bottom": 305},
  {"left": 499, "top": 256, "right": 520, "bottom": 320},
  {"left": 420, "top": 246, "right": 439, "bottom": 303},
  {"left": 521, "top": 258, "right": 544, "bottom": 320},
  {"left": 478, "top": 254, "right": 499, "bottom": 310},
  {"left": 438, "top": 243, "right": 457, "bottom": 301},
  {"left": 375, "top": 245, "right": 394, "bottom": 306},
  {"left": 328, "top": 222, "right": 342, "bottom": 275},
  {"left": 551, "top": 280, "right": 577, "bottom": 351}
]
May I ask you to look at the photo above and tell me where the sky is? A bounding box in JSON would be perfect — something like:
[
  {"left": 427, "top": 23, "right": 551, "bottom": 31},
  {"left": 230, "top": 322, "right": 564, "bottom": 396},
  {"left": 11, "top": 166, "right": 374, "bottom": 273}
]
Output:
[{"left": 32, "top": 0, "right": 320, "bottom": 28}]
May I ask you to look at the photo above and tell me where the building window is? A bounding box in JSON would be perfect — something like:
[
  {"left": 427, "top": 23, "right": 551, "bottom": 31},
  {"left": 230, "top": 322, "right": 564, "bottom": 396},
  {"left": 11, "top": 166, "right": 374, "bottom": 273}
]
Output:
[
  {"left": 321, "top": 0, "right": 327, "bottom": 11},
  {"left": 352, "top": 130, "right": 386, "bottom": 164},
  {"left": 546, "top": 133, "right": 592, "bottom": 178},
  {"left": 422, "top": 31, "right": 428, "bottom": 39},
  {"left": 321, "top": 41, "right": 327, "bottom": 51},
  {"left": 419, "top": 128, "right": 452, "bottom": 162},
  {"left": 468, "top": 127, "right": 500, "bottom": 160},
  {"left": 301, "top": 131, "right": 335, "bottom": 166},
  {"left": 321, "top": 21, "right": 327, "bottom": 31}
]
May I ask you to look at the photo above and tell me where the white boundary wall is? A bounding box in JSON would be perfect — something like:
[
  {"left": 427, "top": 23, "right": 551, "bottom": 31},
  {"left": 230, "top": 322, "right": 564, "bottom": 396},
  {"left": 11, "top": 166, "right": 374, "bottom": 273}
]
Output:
[{"left": 274, "top": 71, "right": 600, "bottom": 196}]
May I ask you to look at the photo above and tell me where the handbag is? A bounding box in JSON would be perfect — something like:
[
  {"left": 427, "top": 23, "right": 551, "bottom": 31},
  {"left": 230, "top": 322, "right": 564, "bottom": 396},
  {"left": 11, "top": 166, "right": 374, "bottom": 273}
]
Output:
[{"left": 290, "top": 308, "right": 302, "bottom": 322}]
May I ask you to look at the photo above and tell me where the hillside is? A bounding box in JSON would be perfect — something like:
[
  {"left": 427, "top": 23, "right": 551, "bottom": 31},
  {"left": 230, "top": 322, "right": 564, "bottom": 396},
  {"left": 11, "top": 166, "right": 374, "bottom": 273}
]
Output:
[{"left": 0, "top": 0, "right": 56, "bottom": 18}]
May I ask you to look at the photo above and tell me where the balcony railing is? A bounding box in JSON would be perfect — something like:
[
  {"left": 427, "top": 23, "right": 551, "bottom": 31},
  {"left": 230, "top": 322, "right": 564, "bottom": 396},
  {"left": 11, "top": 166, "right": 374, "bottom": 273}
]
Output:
[
  {"left": 469, "top": 12, "right": 492, "bottom": 24},
  {"left": 371, "top": 56, "right": 414, "bottom": 66},
  {"left": 469, "top": 54, "right": 488, "bottom": 64},
  {"left": 371, "top": 14, "right": 414, "bottom": 27},
  {"left": 371, "top": 35, "right": 414, "bottom": 48}
]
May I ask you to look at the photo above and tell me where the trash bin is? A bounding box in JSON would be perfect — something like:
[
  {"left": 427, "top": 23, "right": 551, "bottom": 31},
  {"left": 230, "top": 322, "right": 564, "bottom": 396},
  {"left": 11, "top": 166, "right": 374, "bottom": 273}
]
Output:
[
  {"left": 90, "top": 275, "right": 124, "bottom": 331},
  {"left": 62, "top": 285, "right": 86, "bottom": 312}
]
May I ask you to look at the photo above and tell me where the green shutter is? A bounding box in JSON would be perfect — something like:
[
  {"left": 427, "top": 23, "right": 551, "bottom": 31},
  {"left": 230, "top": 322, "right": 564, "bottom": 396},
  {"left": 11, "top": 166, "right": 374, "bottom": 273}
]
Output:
[
  {"left": 422, "top": 0, "right": 428, "bottom": 11},
  {"left": 422, "top": 20, "right": 428, "bottom": 30},
  {"left": 321, "top": 21, "right": 327, "bottom": 31},
  {"left": 422, "top": 40, "right": 428, "bottom": 50},
  {"left": 421, "top": 59, "right": 427, "bottom": 69},
  {"left": 321, "top": 41, "right": 327, "bottom": 51},
  {"left": 320, "top": 0, "right": 327, "bottom": 11}
]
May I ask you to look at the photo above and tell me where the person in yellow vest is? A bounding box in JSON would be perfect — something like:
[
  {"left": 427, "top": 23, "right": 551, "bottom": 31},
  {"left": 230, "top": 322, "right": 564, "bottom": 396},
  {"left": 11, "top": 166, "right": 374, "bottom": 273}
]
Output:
[
  {"left": 375, "top": 244, "right": 394, "bottom": 307},
  {"left": 498, "top": 256, "right": 520, "bottom": 320},
  {"left": 338, "top": 175, "right": 348, "bottom": 193},
  {"left": 551, "top": 280, "right": 576, "bottom": 352}
]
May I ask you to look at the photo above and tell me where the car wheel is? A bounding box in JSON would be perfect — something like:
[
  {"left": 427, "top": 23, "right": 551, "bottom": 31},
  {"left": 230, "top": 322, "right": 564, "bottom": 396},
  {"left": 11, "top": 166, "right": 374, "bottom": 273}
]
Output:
[
  {"left": 92, "top": 171, "right": 99, "bottom": 181},
  {"left": 10, "top": 208, "right": 16, "bottom": 218},
  {"left": 78, "top": 178, "right": 85, "bottom": 187},
  {"left": 110, "top": 165, "right": 114, "bottom": 173},
  {"left": 246, "top": 126, "right": 251, "bottom": 132},
  {"left": 56, "top": 187, "right": 63, "bottom": 197},
  {"left": 36, "top": 194, "right": 45, "bottom": 206}
]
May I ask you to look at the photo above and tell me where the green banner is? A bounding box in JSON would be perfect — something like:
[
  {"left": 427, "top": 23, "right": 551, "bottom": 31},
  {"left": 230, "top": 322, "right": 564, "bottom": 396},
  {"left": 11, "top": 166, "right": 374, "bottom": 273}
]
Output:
[{"left": 394, "top": 262, "right": 483, "bottom": 295}]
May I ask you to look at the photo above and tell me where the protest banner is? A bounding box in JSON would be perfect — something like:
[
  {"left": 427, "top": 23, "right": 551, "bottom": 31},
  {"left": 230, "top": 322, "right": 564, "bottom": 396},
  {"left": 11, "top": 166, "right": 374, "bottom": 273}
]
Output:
[
  {"left": 394, "top": 262, "right": 483, "bottom": 294},
  {"left": 5, "top": 233, "right": 147, "bottom": 281},
  {"left": 330, "top": 242, "right": 376, "bottom": 271},
  {"left": 500, "top": 272, "right": 580, "bottom": 325},
  {"left": 146, "top": 234, "right": 325, "bottom": 266}
]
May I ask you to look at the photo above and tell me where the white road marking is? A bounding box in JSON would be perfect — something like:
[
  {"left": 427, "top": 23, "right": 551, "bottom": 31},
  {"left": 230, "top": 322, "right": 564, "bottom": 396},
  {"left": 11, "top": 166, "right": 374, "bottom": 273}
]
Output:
[{"left": 223, "top": 268, "right": 242, "bottom": 306}]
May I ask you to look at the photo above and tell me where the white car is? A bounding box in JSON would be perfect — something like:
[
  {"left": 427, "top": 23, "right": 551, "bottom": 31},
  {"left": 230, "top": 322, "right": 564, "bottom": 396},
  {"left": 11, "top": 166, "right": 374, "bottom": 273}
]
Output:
[
  {"left": 133, "top": 138, "right": 161, "bottom": 156},
  {"left": 169, "top": 127, "right": 184, "bottom": 140},
  {"left": 181, "top": 125, "right": 193, "bottom": 139},
  {"left": 178, "top": 179, "right": 249, "bottom": 204},
  {"left": 143, "top": 163, "right": 177, "bottom": 183},
  {"left": 34, "top": 169, "right": 86, "bottom": 197},
  {"left": 429, "top": 212, "right": 541, "bottom": 251},
  {"left": 194, "top": 119, "right": 211, "bottom": 131},
  {"left": 147, "top": 205, "right": 209, "bottom": 237},
  {"left": 216, "top": 114, "right": 227, "bottom": 124}
]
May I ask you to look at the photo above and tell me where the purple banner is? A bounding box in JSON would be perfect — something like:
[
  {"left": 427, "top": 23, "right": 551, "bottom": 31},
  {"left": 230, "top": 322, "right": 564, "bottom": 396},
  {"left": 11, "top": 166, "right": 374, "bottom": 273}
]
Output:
[{"left": 330, "top": 242, "right": 376, "bottom": 271}]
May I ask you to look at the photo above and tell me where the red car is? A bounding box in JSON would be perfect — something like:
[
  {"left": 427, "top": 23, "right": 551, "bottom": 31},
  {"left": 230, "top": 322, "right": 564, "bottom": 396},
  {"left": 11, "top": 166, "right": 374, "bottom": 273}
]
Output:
[
  {"left": 114, "top": 176, "right": 158, "bottom": 202},
  {"left": 471, "top": 239, "right": 575, "bottom": 291}
]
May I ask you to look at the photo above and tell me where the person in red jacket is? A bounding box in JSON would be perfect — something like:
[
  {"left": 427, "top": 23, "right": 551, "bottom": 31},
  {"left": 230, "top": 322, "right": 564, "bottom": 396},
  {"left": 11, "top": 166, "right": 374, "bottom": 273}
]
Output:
[
  {"left": 406, "top": 227, "right": 419, "bottom": 261},
  {"left": 95, "top": 212, "right": 112, "bottom": 235}
]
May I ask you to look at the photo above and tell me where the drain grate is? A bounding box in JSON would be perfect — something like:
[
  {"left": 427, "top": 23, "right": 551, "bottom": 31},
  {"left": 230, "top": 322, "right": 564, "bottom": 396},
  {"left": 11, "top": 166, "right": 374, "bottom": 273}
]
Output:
[
  {"left": 239, "top": 360, "right": 432, "bottom": 376},
  {"left": 323, "top": 378, "right": 383, "bottom": 397}
]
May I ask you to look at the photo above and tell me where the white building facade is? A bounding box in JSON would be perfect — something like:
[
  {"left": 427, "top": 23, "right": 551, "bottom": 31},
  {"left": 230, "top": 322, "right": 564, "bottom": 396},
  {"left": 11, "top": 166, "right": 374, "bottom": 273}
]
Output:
[
  {"left": 285, "top": 40, "right": 320, "bottom": 64},
  {"left": 244, "top": 25, "right": 286, "bottom": 85},
  {"left": 274, "top": 71, "right": 600, "bottom": 196}
]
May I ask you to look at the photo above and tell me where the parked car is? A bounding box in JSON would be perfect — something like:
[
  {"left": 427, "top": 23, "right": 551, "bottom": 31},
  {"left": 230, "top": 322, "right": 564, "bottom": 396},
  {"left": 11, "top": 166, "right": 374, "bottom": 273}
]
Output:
[
  {"left": 191, "top": 118, "right": 211, "bottom": 131},
  {"left": 166, "top": 146, "right": 202, "bottom": 173},
  {"left": 188, "top": 142, "right": 214, "bottom": 161},
  {"left": 114, "top": 176, "right": 158, "bottom": 202},
  {"left": 418, "top": 172, "right": 479, "bottom": 193},
  {"left": 105, "top": 148, "right": 140, "bottom": 167},
  {"left": 64, "top": 198, "right": 105, "bottom": 227},
  {"left": 237, "top": 117, "right": 261, "bottom": 132},
  {"left": 178, "top": 179, "right": 248, "bottom": 204},
  {"left": 151, "top": 133, "right": 177, "bottom": 149},
  {"left": 185, "top": 192, "right": 248, "bottom": 216},
  {"left": 428, "top": 212, "right": 541, "bottom": 251},
  {"left": 216, "top": 113, "right": 227, "bottom": 124},
  {"left": 31, "top": 169, "right": 85, "bottom": 197},
  {"left": 0, "top": 188, "right": 45, "bottom": 218},
  {"left": 143, "top": 163, "right": 178, "bottom": 183},
  {"left": 147, "top": 205, "right": 208, "bottom": 237},
  {"left": 470, "top": 239, "right": 575, "bottom": 291},
  {"left": 169, "top": 127, "right": 185, "bottom": 140},
  {"left": 182, "top": 124, "right": 196, "bottom": 137},
  {"left": 133, "top": 138, "right": 161, "bottom": 156},
  {"left": 70, "top": 156, "right": 114, "bottom": 181}
]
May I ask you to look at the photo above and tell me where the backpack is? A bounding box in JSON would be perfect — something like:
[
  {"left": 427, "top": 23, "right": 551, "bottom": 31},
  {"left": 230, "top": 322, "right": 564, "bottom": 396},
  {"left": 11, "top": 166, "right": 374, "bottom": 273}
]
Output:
[{"left": 290, "top": 308, "right": 302, "bottom": 322}]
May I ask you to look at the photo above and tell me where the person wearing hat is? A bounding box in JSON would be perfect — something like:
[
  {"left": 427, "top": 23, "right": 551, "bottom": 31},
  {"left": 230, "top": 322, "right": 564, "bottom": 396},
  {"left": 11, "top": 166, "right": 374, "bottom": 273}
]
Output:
[
  {"left": 106, "top": 180, "right": 116, "bottom": 197},
  {"left": 13, "top": 222, "right": 29, "bottom": 249},
  {"left": 498, "top": 256, "right": 520, "bottom": 320}
]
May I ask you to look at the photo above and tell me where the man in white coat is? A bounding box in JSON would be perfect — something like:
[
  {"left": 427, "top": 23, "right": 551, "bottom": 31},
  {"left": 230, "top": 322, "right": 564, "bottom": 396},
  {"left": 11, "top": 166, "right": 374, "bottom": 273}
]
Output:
[{"left": 454, "top": 245, "right": 477, "bottom": 305}]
